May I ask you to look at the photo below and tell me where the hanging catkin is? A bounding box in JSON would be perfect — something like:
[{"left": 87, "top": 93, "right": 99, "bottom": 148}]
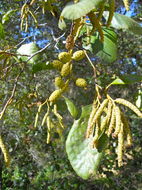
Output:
[
  {"left": 0, "top": 135, "right": 10, "bottom": 167},
  {"left": 117, "top": 123, "right": 124, "bottom": 167},
  {"left": 115, "top": 98, "right": 142, "bottom": 118}
]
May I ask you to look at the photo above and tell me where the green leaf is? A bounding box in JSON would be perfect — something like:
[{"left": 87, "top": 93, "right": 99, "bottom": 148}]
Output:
[
  {"left": 66, "top": 117, "right": 108, "bottom": 179},
  {"left": 61, "top": 0, "right": 105, "bottom": 20},
  {"left": 64, "top": 97, "right": 78, "bottom": 119},
  {"left": 17, "top": 43, "right": 40, "bottom": 64},
  {"left": 110, "top": 78, "right": 126, "bottom": 85},
  {"left": 83, "top": 27, "right": 117, "bottom": 63},
  {"left": 58, "top": 17, "right": 67, "bottom": 30},
  {"left": 119, "top": 74, "right": 142, "bottom": 84},
  {"left": 2, "top": 10, "right": 17, "bottom": 24},
  {"left": 80, "top": 104, "right": 92, "bottom": 119},
  {"left": 32, "top": 62, "right": 53, "bottom": 73},
  {"left": 104, "top": 12, "right": 142, "bottom": 35},
  {"left": 0, "top": 23, "right": 5, "bottom": 39}
]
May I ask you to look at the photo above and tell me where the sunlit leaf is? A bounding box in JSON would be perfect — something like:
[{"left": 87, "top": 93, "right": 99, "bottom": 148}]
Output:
[
  {"left": 83, "top": 27, "right": 117, "bottom": 63},
  {"left": 104, "top": 12, "right": 142, "bottom": 35},
  {"left": 110, "top": 78, "right": 126, "bottom": 85},
  {"left": 61, "top": 0, "right": 105, "bottom": 20},
  {"left": 17, "top": 42, "right": 40, "bottom": 64},
  {"left": 66, "top": 116, "right": 108, "bottom": 179}
]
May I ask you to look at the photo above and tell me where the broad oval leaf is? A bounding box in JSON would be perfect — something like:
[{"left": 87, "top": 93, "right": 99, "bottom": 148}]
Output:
[
  {"left": 83, "top": 27, "right": 117, "bottom": 63},
  {"left": 66, "top": 115, "right": 108, "bottom": 179},
  {"left": 104, "top": 12, "right": 142, "bottom": 35},
  {"left": 17, "top": 42, "right": 39, "bottom": 64},
  {"left": 61, "top": 0, "right": 105, "bottom": 20},
  {"left": 64, "top": 97, "right": 78, "bottom": 119}
]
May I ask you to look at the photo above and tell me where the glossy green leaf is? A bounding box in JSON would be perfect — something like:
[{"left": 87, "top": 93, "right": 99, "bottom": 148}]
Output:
[
  {"left": 83, "top": 27, "right": 117, "bottom": 63},
  {"left": 17, "top": 43, "right": 39, "bottom": 64},
  {"left": 61, "top": 0, "right": 105, "bottom": 20},
  {"left": 66, "top": 112, "right": 108, "bottom": 179},
  {"left": 64, "top": 97, "right": 78, "bottom": 119},
  {"left": 104, "top": 12, "right": 142, "bottom": 35}
]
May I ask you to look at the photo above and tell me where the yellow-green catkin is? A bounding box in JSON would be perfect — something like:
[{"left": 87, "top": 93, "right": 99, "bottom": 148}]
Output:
[
  {"left": 86, "top": 99, "right": 109, "bottom": 138},
  {"left": 49, "top": 89, "right": 62, "bottom": 102},
  {"left": 41, "top": 112, "right": 49, "bottom": 126},
  {"left": 107, "top": 106, "right": 116, "bottom": 136},
  {"left": 46, "top": 116, "right": 51, "bottom": 144},
  {"left": 100, "top": 115, "right": 108, "bottom": 131},
  {"left": 113, "top": 106, "right": 121, "bottom": 137},
  {"left": 60, "top": 62, "right": 71, "bottom": 77},
  {"left": 117, "top": 123, "right": 124, "bottom": 167},
  {"left": 115, "top": 98, "right": 142, "bottom": 118},
  {"left": 92, "top": 123, "right": 100, "bottom": 148},
  {"left": 54, "top": 76, "right": 64, "bottom": 88},
  {"left": 106, "top": 0, "right": 115, "bottom": 27},
  {"left": 75, "top": 78, "right": 87, "bottom": 88},
  {"left": 0, "top": 135, "right": 10, "bottom": 167},
  {"left": 121, "top": 113, "right": 132, "bottom": 147},
  {"left": 123, "top": 0, "right": 129, "bottom": 11},
  {"left": 34, "top": 104, "right": 42, "bottom": 128},
  {"left": 87, "top": 100, "right": 98, "bottom": 130},
  {"left": 100, "top": 100, "right": 112, "bottom": 132},
  {"left": 58, "top": 52, "right": 71, "bottom": 63},
  {"left": 52, "top": 60, "right": 63, "bottom": 70},
  {"left": 72, "top": 50, "right": 85, "bottom": 61},
  {"left": 106, "top": 101, "right": 113, "bottom": 123}
]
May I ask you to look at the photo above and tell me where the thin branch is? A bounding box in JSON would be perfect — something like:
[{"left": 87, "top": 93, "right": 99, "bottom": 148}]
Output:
[
  {"left": 0, "top": 72, "right": 21, "bottom": 120},
  {"left": 83, "top": 50, "right": 97, "bottom": 78},
  {"left": 0, "top": 42, "right": 51, "bottom": 120},
  {"left": 27, "top": 42, "right": 51, "bottom": 62}
]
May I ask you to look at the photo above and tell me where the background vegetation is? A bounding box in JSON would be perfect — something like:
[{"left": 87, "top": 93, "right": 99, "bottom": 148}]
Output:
[{"left": 0, "top": 0, "right": 142, "bottom": 189}]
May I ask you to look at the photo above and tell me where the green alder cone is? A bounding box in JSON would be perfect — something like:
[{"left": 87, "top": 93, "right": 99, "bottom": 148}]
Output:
[
  {"left": 49, "top": 89, "right": 62, "bottom": 102},
  {"left": 66, "top": 112, "right": 108, "bottom": 180},
  {"left": 72, "top": 50, "right": 85, "bottom": 61},
  {"left": 52, "top": 60, "right": 63, "bottom": 70},
  {"left": 54, "top": 76, "right": 64, "bottom": 88},
  {"left": 60, "top": 62, "right": 71, "bottom": 77},
  {"left": 58, "top": 52, "right": 71, "bottom": 63},
  {"left": 75, "top": 78, "right": 87, "bottom": 87}
]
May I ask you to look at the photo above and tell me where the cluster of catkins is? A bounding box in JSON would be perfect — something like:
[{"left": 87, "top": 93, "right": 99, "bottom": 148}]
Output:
[
  {"left": 86, "top": 97, "right": 142, "bottom": 167},
  {"left": 49, "top": 50, "right": 88, "bottom": 102}
]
